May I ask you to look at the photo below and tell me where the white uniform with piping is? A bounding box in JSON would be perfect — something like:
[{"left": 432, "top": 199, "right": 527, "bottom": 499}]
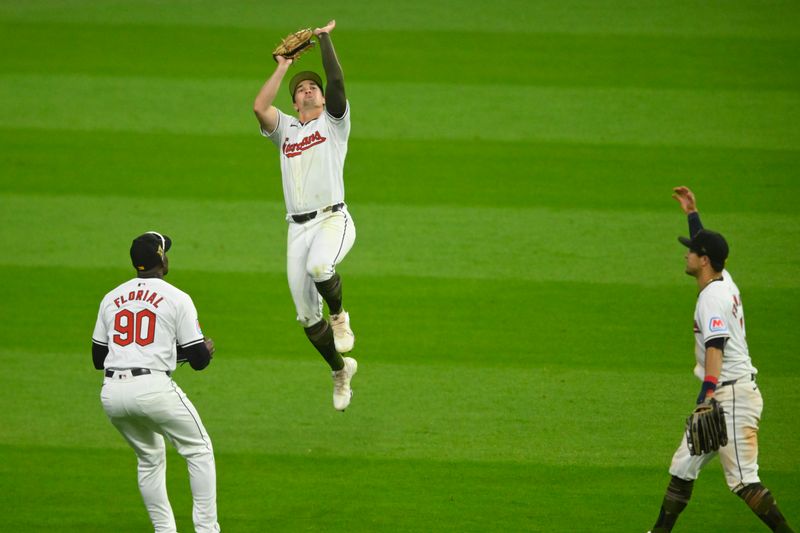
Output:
[
  {"left": 93, "top": 277, "right": 220, "bottom": 533},
  {"left": 669, "top": 270, "right": 761, "bottom": 491},
  {"left": 262, "top": 103, "right": 356, "bottom": 327}
]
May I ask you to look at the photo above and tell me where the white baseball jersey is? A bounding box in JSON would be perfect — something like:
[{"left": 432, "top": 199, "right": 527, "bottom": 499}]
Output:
[
  {"left": 261, "top": 103, "right": 351, "bottom": 215},
  {"left": 692, "top": 269, "right": 757, "bottom": 382},
  {"left": 92, "top": 277, "right": 205, "bottom": 372}
]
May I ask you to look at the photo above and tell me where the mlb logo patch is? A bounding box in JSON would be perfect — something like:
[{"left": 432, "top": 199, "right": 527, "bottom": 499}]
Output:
[
  {"left": 196, "top": 320, "right": 203, "bottom": 335},
  {"left": 709, "top": 317, "right": 727, "bottom": 332}
]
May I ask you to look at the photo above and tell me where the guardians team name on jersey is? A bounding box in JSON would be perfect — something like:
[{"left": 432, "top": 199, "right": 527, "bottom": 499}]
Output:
[
  {"left": 262, "top": 103, "right": 350, "bottom": 215},
  {"left": 283, "top": 131, "right": 327, "bottom": 158}
]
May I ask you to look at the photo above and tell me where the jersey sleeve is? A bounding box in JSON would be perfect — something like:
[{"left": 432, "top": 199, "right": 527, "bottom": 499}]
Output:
[
  {"left": 91, "top": 299, "right": 109, "bottom": 346},
  {"left": 324, "top": 100, "right": 350, "bottom": 144},
  {"left": 176, "top": 293, "right": 205, "bottom": 348},
  {"left": 696, "top": 291, "right": 731, "bottom": 344},
  {"left": 261, "top": 108, "right": 292, "bottom": 147}
]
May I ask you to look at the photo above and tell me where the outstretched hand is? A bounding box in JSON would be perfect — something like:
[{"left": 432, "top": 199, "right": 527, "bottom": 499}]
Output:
[
  {"left": 672, "top": 186, "right": 697, "bottom": 214},
  {"left": 314, "top": 20, "right": 336, "bottom": 36},
  {"left": 275, "top": 55, "right": 293, "bottom": 68}
]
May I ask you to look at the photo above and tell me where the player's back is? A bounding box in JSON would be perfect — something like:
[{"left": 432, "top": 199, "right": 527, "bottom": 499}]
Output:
[{"left": 95, "top": 277, "right": 194, "bottom": 372}]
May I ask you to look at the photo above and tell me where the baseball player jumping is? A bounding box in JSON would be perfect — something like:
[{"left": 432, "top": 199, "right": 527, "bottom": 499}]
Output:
[
  {"left": 92, "top": 232, "right": 220, "bottom": 533},
  {"left": 648, "top": 187, "right": 794, "bottom": 533},
  {"left": 253, "top": 19, "right": 357, "bottom": 410}
]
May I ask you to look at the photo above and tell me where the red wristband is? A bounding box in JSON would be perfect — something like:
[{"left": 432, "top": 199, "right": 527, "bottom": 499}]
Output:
[{"left": 704, "top": 375, "right": 718, "bottom": 385}]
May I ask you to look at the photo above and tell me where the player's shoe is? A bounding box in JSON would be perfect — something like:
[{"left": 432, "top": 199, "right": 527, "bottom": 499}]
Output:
[
  {"left": 332, "top": 357, "right": 357, "bottom": 411},
  {"left": 330, "top": 310, "right": 355, "bottom": 353}
]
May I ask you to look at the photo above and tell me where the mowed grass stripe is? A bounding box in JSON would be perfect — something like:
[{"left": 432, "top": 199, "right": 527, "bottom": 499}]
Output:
[
  {"left": 2, "top": 193, "right": 799, "bottom": 287},
  {"left": 5, "top": 445, "right": 796, "bottom": 532},
  {"left": 2, "top": 349, "right": 798, "bottom": 472},
  {"left": 2, "top": 265, "right": 797, "bottom": 374},
  {"left": 2, "top": 73, "right": 798, "bottom": 149},
  {"left": 4, "top": 128, "right": 799, "bottom": 214},
  {"left": 1, "top": 0, "right": 798, "bottom": 39},
  {"left": 4, "top": 22, "right": 799, "bottom": 91}
]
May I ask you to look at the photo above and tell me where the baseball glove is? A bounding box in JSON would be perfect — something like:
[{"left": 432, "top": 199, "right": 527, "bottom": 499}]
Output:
[
  {"left": 685, "top": 397, "right": 728, "bottom": 456},
  {"left": 272, "top": 28, "right": 315, "bottom": 62}
]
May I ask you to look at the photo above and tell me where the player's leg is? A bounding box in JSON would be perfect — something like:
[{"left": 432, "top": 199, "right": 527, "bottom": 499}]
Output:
[
  {"left": 650, "top": 436, "right": 715, "bottom": 532},
  {"left": 306, "top": 210, "right": 358, "bottom": 409},
  {"left": 288, "top": 223, "right": 342, "bottom": 369},
  {"left": 145, "top": 376, "right": 220, "bottom": 533},
  {"left": 651, "top": 476, "right": 695, "bottom": 533},
  {"left": 106, "top": 417, "right": 176, "bottom": 532},
  {"left": 288, "top": 219, "right": 345, "bottom": 369},
  {"left": 305, "top": 317, "right": 356, "bottom": 410},
  {"left": 735, "top": 484, "right": 795, "bottom": 532},
  {"left": 102, "top": 380, "right": 177, "bottom": 532},
  {"left": 289, "top": 220, "right": 356, "bottom": 409},
  {"left": 307, "top": 209, "right": 356, "bottom": 352},
  {"left": 718, "top": 382, "right": 794, "bottom": 532},
  {"left": 304, "top": 318, "right": 343, "bottom": 370},
  {"left": 306, "top": 209, "right": 356, "bottom": 309},
  {"left": 315, "top": 272, "right": 343, "bottom": 315}
]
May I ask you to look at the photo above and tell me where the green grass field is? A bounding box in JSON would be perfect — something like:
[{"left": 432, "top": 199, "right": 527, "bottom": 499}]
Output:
[{"left": 1, "top": 1, "right": 799, "bottom": 531}]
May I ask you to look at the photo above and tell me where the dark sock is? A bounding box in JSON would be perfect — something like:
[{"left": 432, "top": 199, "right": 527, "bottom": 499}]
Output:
[
  {"left": 736, "top": 483, "right": 794, "bottom": 532},
  {"left": 652, "top": 476, "right": 694, "bottom": 532},
  {"left": 304, "top": 320, "right": 344, "bottom": 371},
  {"left": 315, "top": 273, "right": 343, "bottom": 316}
]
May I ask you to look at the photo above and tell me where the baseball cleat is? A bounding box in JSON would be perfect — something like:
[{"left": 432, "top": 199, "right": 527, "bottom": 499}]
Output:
[
  {"left": 332, "top": 357, "right": 357, "bottom": 411},
  {"left": 330, "top": 310, "right": 355, "bottom": 353}
]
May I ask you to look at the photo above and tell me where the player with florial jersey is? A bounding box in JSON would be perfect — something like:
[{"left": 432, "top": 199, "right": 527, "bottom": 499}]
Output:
[
  {"left": 92, "top": 232, "right": 220, "bottom": 533},
  {"left": 648, "top": 188, "right": 794, "bottom": 533}
]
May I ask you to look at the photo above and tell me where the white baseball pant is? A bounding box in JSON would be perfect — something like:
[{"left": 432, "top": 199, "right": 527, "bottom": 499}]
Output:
[
  {"left": 286, "top": 207, "right": 356, "bottom": 327},
  {"left": 669, "top": 376, "right": 763, "bottom": 491},
  {"left": 101, "top": 370, "right": 220, "bottom": 533}
]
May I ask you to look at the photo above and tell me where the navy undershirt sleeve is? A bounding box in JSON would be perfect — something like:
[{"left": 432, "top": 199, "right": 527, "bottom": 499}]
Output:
[
  {"left": 92, "top": 341, "right": 109, "bottom": 370},
  {"left": 177, "top": 342, "right": 212, "bottom": 370},
  {"left": 688, "top": 212, "right": 704, "bottom": 237},
  {"left": 318, "top": 33, "right": 346, "bottom": 118},
  {"left": 704, "top": 337, "right": 726, "bottom": 350}
]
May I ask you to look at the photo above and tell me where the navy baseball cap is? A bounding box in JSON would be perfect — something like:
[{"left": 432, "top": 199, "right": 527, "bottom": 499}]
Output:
[
  {"left": 678, "top": 229, "right": 728, "bottom": 266},
  {"left": 289, "top": 71, "right": 324, "bottom": 101},
  {"left": 130, "top": 231, "right": 172, "bottom": 271}
]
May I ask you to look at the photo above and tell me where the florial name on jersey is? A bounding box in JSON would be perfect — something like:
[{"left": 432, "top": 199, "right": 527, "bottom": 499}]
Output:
[
  {"left": 262, "top": 103, "right": 351, "bottom": 215},
  {"left": 93, "top": 278, "right": 205, "bottom": 372},
  {"left": 692, "top": 270, "right": 757, "bottom": 382}
]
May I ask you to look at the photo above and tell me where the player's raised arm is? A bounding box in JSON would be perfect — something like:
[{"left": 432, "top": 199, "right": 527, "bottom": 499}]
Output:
[
  {"left": 254, "top": 55, "right": 293, "bottom": 133},
  {"left": 673, "top": 186, "right": 704, "bottom": 237},
  {"left": 314, "top": 20, "right": 346, "bottom": 118}
]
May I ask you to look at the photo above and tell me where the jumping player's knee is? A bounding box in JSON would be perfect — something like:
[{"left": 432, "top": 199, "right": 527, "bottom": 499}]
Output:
[
  {"left": 297, "top": 312, "right": 323, "bottom": 328},
  {"left": 307, "top": 263, "right": 334, "bottom": 282}
]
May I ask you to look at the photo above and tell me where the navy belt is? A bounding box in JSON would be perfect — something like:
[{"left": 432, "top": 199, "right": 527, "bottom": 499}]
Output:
[
  {"left": 720, "top": 373, "right": 755, "bottom": 387},
  {"left": 291, "top": 203, "right": 344, "bottom": 224},
  {"left": 105, "top": 368, "right": 171, "bottom": 378}
]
